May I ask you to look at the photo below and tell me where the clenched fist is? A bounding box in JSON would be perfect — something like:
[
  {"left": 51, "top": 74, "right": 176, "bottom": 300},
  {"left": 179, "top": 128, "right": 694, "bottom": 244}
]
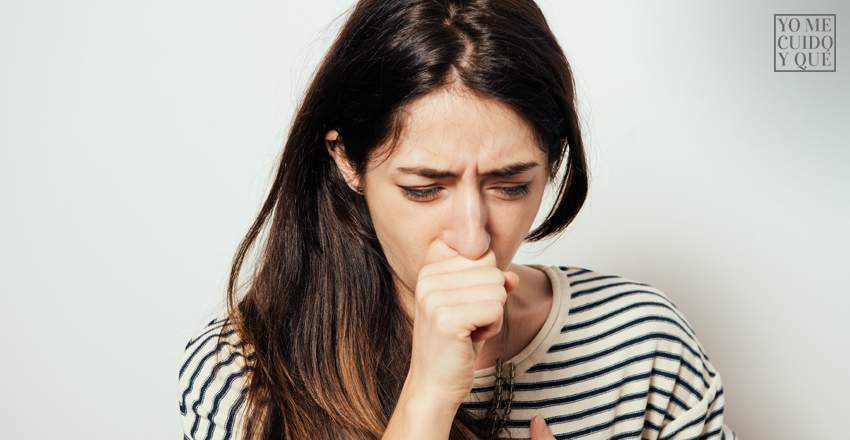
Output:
[{"left": 403, "top": 237, "right": 520, "bottom": 409}]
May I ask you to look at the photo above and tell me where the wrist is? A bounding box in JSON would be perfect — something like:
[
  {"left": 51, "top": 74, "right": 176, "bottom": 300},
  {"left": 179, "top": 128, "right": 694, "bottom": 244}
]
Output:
[
  {"left": 400, "top": 370, "right": 463, "bottom": 416},
  {"left": 384, "top": 378, "right": 459, "bottom": 439},
  {"left": 401, "top": 390, "right": 459, "bottom": 419}
]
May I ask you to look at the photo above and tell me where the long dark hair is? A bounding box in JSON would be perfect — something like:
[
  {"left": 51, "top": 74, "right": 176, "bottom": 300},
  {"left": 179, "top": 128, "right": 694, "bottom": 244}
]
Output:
[{"left": 222, "top": 0, "right": 589, "bottom": 438}]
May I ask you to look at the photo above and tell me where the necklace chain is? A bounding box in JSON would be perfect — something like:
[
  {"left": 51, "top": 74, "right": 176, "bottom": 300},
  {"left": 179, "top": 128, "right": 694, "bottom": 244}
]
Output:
[{"left": 483, "top": 357, "right": 515, "bottom": 439}]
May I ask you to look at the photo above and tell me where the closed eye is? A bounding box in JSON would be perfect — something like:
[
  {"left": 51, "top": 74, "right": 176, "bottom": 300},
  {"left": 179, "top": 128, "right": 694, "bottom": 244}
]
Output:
[{"left": 399, "top": 184, "right": 530, "bottom": 202}]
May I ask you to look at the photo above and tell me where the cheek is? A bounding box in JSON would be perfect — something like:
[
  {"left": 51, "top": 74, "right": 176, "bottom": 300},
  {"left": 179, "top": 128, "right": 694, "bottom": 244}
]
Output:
[
  {"left": 495, "top": 192, "right": 544, "bottom": 231},
  {"left": 490, "top": 200, "right": 543, "bottom": 269},
  {"left": 368, "top": 201, "right": 435, "bottom": 268},
  {"left": 374, "top": 214, "right": 433, "bottom": 249},
  {"left": 489, "top": 205, "right": 535, "bottom": 252}
]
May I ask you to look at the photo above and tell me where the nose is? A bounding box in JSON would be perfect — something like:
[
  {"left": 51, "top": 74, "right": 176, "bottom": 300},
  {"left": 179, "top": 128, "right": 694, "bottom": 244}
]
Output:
[{"left": 442, "top": 183, "right": 492, "bottom": 260}]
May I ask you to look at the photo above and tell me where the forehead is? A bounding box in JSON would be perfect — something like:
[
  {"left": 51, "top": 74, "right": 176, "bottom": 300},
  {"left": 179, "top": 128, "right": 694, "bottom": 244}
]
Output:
[{"left": 373, "top": 88, "right": 544, "bottom": 174}]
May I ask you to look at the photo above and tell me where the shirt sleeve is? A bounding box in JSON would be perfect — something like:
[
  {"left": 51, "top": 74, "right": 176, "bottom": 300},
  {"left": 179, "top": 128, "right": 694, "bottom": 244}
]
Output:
[
  {"left": 177, "top": 317, "right": 252, "bottom": 440},
  {"left": 656, "top": 371, "right": 738, "bottom": 439},
  {"left": 650, "top": 297, "right": 739, "bottom": 440}
]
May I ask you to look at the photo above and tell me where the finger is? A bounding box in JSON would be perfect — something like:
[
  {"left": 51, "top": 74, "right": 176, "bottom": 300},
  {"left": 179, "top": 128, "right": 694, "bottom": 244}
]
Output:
[
  {"left": 469, "top": 308, "right": 504, "bottom": 344},
  {"left": 435, "top": 300, "right": 505, "bottom": 342},
  {"left": 530, "top": 415, "right": 554, "bottom": 440},
  {"left": 504, "top": 270, "right": 520, "bottom": 292},
  {"left": 418, "top": 266, "right": 505, "bottom": 294},
  {"left": 426, "top": 283, "right": 507, "bottom": 308},
  {"left": 422, "top": 250, "right": 497, "bottom": 278},
  {"left": 422, "top": 237, "right": 460, "bottom": 267},
  {"left": 422, "top": 239, "right": 497, "bottom": 276}
]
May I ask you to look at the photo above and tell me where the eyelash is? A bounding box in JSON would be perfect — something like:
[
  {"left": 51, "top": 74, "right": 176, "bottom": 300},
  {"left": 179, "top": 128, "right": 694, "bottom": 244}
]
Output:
[{"left": 400, "top": 184, "right": 530, "bottom": 201}]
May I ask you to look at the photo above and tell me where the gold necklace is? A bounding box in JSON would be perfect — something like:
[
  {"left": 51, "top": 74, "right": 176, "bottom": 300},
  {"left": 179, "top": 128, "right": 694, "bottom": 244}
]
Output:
[{"left": 483, "top": 356, "right": 516, "bottom": 439}]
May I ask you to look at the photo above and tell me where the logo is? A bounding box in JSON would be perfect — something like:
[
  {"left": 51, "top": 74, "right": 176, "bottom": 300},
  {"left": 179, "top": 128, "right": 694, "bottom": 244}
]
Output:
[{"left": 774, "top": 14, "right": 836, "bottom": 72}]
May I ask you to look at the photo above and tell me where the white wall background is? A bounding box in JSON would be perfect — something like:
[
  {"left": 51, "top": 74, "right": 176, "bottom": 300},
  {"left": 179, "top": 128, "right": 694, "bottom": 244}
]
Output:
[{"left": 1, "top": 1, "right": 847, "bottom": 438}]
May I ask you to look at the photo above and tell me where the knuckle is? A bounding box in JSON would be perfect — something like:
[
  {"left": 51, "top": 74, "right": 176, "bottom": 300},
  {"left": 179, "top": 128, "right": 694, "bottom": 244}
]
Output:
[
  {"left": 420, "top": 290, "right": 439, "bottom": 315},
  {"left": 418, "top": 265, "right": 433, "bottom": 280},
  {"left": 486, "top": 267, "right": 504, "bottom": 285},
  {"left": 433, "top": 306, "right": 454, "bottom": 333},
  {"left": 487, "top": 284, "right": 507, "bottom": 304},
  {"left": 486, "top": 300, "right": 503, "bottom": 316},
  {"left": 415, "top": 277, "right": 433, "bottom": 300},
  {"left": 497, "top": 288, "right": 507, "bottom": 304}
]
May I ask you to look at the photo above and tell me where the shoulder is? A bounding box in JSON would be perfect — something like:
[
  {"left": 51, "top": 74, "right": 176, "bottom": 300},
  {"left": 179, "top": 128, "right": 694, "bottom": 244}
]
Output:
[
  {"left": 177, "top": 314, "right": 254, "bottom": 440},
  {"left": 558, "top": 265, "right": 735, "bottom": 436},
  {"left": 558, "top": 264, "right": 708, "bottom": 359}
]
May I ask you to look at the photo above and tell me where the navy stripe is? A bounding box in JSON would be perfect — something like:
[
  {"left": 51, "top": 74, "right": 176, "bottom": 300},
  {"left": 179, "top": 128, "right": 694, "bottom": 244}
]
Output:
[
  {"left": 555, "top": 314, "right": 708, "bottom": 372},
  {"left": 465, "top": 365, "right": 700, "bottom": 415},
  {"left": 564, "top": 270, "right": 711, "bottom": 364},
  {"left": 565, "top": 300, "right": 698, "bottom": 345},
  {"left": 540, "top": 333, "right": 714, "bottom": 387},
  {"left": 568, "top": 286, "right": 700, "bottom": 352},
  {"left": 199, "top": 367, "right": 248, "bottom": 440},
  {"left": 473, "top": 350, "right": 670, "bottom": 393},
  {"left": 180, "top": 340, "right": 253, "bottom": 414},
  {"left": 692, "top": 427, "right": 723, "bottom": 440},
  {"left": 571, "top": 275, "right": 652, "bottom": 290},
  {"left": 185, "top": 321, "right": 229, "bottom": 350},
  {"left": 559, "top": 266, "right": 589, "bottom": 276},
  {"left": 178, "top": 329, "right": 239, "bottom": 380},
  {"left": 492, "top": 409, "right": 652, "bottom": 440},
  {"left": 501, "top": 390, "right": 662, "bottom": 429},
  {"left": 611, "top": 428, "right": 645, "bottom": 439},
  {"left": 705, "top": 400, "right": 724, "bottom": 425},
  {"left": 222, "top": 387, "right": 248, "bottom": 440},
  {"left": 189, "top": 351, "right": 249, "bottom": 439},
  {"left": 644, "top": 414, "right": 663, "bottom": 432},
  {"left": 659, "top": 393, "right": 725, "bottom": 440},
  {"left": 646, "top": 402, "right": 674, "bottom": 423},
  {"left": 202, "top": 367, "right": 250, "bottom": 440},
  {"left": 208, "top": 317, "right": 227, "bottom": 326},
  {"left": 560, "top": 409, "right": 646, "bottom": 439}
]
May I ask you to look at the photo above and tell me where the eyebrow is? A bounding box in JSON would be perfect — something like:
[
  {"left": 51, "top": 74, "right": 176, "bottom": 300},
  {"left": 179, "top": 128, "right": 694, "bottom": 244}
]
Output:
[{"left": 396, "top": 161, "right": 540, "bottom": 179}]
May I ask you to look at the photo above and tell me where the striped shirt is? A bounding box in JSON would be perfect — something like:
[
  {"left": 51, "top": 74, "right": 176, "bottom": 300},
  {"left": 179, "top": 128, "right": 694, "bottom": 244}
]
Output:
[{"left": 177, "top": 264, "right": 738, "bottom": 439}]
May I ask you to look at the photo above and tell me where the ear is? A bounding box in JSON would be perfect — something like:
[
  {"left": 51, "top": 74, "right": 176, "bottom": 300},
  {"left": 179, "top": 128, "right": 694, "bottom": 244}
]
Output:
[{"left": 324, "top": 129, "right": 363, "bottom": 192}]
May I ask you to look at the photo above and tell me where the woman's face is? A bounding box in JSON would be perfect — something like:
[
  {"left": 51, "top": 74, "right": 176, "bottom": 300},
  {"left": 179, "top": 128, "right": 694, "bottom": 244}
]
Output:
[{"left": 326, "top": 87, "right": 549, "bottom": 315}]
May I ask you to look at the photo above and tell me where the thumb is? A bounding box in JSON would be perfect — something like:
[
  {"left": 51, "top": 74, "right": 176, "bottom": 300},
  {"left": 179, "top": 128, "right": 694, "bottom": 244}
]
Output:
[{"left": 530, "top": 415, "right": 554, "bottom": 439}]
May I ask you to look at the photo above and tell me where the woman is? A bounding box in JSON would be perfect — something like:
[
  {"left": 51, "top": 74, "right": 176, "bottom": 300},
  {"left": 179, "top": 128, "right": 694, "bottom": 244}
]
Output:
[{"left": 177, "top": 0, "right": 737, "bottom": 439}]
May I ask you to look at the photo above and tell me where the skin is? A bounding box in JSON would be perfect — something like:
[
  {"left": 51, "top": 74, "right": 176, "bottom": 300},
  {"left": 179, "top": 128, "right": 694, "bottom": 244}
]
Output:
[{"left": 325, "top": 84, "right": 555, "bottom": 371}]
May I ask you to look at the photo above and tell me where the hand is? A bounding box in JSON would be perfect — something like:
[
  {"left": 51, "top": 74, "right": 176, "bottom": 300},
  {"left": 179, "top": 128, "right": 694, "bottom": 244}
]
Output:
[
  {"left": 404, "top": 237, "right": 520, "bottom": 408},
  {"left": 530, "top": 415, "right": 554, "bottom": 439}
]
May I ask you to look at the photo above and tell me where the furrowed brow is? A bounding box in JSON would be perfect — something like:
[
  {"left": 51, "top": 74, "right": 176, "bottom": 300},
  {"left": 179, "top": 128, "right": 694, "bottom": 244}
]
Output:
[{"left": 396, "top": 161, "right": 539, "bottom": 178}]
